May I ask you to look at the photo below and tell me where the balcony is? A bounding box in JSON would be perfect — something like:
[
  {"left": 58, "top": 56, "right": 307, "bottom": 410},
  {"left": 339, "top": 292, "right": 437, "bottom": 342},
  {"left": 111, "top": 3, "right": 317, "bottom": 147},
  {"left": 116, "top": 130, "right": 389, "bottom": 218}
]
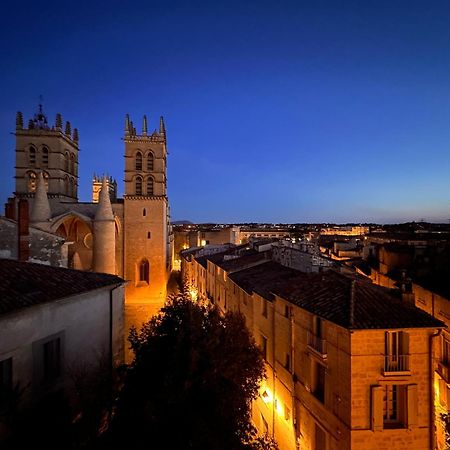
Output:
[
  {"left": 307, "top": 331, "right": 327, "bottom": 358},
  {"left": 383, "top": 354, "right": 410, "bottom": 375}
]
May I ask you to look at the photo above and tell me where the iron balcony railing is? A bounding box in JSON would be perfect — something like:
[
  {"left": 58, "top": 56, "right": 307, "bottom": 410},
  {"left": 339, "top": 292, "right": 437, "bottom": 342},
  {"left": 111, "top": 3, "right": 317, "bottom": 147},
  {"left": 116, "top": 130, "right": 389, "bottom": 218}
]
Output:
[
  {"left": 307, "top": 331, "right": 327, "bottom": 356},
  {"left": 384, "top": 354, "right": 410, "bottom": 373}
]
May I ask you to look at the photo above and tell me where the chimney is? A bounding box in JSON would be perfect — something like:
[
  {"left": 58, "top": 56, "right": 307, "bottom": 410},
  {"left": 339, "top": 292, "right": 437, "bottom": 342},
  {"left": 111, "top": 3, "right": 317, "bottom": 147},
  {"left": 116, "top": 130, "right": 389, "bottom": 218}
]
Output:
[
  {"left": 18, "top": 199, "right": 30, "bottom": 262},
  {"left": 4, "top": 197, "right": 15, "bottom": 220},
  {"left": 400, "top": 270, "right": 415, "bottom": 306}
]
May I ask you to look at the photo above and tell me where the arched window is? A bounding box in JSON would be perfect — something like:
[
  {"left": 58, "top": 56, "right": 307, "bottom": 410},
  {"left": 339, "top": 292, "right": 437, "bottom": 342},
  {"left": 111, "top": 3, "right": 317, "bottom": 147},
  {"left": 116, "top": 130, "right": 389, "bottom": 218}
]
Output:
[
  {"left": 29, "top": 146, "right": 36, "bottom": 166},
  {"left": 72, "top": 178, "right": 76, "bottom": 197},
  {"left": 139, "top": 259, "right": 149, "bottom": 283},
  {"left": 69, "top": 178, "right": 74, "bottom": 197},
  {"left": 70, "top": 153, "right": 75, "bottom": 174},
  {"left": 136, "top": 151, "right": 143, "bottom": 171},
  {"left": 42, "top": 147, "right": 49, "bottom": 167},
  {"left": 65, "top": 152, "right": 70, "bottom": 172},
  {"left": 135, "top": 176, "right": 143, "bottom": 195},
  {"left": 65, "top": 175, "right": 70, "bottom": 195},
  {"left": 43, "top": 171, "right": 49, "bottom": 192},
  {"left": 147, "top": 152, "right": 154, "bottom": 171},
  {"left": 143, "top": 208, "right": 146, "bottom": 216},
  {"left": 146, "top": 177, "right": 154, "bottom": 196},
  {"left": 27, "top": 171, "right": 37, "bottom": 192}
]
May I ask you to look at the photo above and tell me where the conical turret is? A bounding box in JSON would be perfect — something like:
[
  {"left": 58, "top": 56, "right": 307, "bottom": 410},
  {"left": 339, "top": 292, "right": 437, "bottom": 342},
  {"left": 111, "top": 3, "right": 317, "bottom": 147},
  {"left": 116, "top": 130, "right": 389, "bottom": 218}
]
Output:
[
  {"left": 93, "top": 177, "right": 116, "bottom": 274},
  {"left": 30, "top": 172, "right": 51, "bottom": 225},
  {"left": 125, "top": 114, "right": 131, "bottom": 135},
  {"left": 95, "top": 177, "right": 114, "bottom": 221}
]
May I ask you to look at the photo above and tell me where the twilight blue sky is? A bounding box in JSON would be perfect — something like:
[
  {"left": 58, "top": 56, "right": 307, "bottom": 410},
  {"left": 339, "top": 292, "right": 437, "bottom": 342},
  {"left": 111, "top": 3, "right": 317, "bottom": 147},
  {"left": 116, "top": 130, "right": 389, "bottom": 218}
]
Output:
[{"left": 1, "top": 0, "right": 450, "bottom": 223}]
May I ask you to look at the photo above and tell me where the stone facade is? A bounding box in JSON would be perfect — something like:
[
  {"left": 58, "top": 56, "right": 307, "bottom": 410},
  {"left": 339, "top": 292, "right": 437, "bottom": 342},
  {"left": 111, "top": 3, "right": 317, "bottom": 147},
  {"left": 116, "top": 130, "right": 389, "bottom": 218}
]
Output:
[{"left": 6, "top": 107, "right": 173, "bottom": 321}]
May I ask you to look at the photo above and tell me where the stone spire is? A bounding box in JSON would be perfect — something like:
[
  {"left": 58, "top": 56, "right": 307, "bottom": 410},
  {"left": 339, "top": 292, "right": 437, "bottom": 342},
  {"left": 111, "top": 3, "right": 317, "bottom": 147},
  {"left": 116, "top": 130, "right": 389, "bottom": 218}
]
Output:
[
  {"left": 95, "top": 177, "right": 114, "bottom": 221},
  {"left": 16, "top": 111, "right": 23, "bottom": 130},
  {"left": 142, "top": 115, "right": 148, "bottom": 135},
  {"left": 65, "top": 121, "right": 71, "bottom": 137},
  {"left": 159, "top": 116, "right": 166, "bottom": 135},
  {"left": 73, "top": 128, "right": 79, "bottom": 142},
  {"left": 55, "top": 113, "right": 63, "bottom": 130},
  {"left": 30, "top": 172, "right": 51, "bottom": 224},
  {"left": 125, "top": 114, "right": 131, "bottom": 135}
]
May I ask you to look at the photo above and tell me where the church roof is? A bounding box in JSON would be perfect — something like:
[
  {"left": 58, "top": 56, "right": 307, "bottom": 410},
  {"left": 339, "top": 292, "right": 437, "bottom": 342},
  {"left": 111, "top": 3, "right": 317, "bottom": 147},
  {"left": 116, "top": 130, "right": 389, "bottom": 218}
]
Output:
[{"left": 0, "top": 259, "right": 124, "bottom": 316}]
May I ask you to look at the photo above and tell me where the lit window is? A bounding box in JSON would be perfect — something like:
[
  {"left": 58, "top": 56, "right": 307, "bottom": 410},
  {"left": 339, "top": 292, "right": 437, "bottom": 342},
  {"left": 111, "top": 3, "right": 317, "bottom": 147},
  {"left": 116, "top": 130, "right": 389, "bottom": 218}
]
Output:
[
  {"left": 27, "top": 171, "right": 37, "bottom": 192},
  {"left": 136, "top": 151, "right": 143, "bottom": 171},
  {"left": 43, "top": 172, "right": 49, "bottom": 192}
]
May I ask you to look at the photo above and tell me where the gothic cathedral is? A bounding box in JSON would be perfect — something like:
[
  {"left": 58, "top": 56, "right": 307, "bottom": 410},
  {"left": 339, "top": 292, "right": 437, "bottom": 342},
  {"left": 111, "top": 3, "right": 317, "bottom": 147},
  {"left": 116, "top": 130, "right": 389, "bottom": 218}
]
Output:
[{"left": 11, "top": 105, "right": 174, "bottom": 320}]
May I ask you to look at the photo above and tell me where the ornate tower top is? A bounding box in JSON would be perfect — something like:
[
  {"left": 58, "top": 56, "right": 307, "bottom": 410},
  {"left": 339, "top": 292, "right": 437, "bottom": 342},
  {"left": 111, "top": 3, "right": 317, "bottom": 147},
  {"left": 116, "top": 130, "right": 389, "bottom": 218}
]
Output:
[
  {"left": 123, "top": 114, "right": 166, "bottom": 143},
  {"left": 95, "top": 177, "right": 115, "bottom": 221}
]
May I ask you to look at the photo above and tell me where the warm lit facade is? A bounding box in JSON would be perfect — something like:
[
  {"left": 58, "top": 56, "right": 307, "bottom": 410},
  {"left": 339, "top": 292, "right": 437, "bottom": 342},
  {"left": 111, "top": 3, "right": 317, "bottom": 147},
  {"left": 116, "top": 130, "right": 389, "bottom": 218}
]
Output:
[
  {"left": 9, "top": 107, "right": 173, "bottom": 327},
  {"left": 186, "top": 249, "right": 444, "bottom": 449}
]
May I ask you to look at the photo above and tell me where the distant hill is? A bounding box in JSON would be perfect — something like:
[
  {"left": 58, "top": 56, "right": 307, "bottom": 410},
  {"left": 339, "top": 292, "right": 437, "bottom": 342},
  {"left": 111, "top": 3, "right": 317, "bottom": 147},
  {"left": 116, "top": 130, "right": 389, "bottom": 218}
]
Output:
[{"left": 172, "top": 220, "right": 193, "bottom": 225}]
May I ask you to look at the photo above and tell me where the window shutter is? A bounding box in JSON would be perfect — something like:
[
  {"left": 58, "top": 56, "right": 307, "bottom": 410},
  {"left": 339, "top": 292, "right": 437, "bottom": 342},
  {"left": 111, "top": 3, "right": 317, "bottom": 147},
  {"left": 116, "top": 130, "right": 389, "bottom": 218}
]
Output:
[
  {"left": 371, "top": 385, "right": 383, "bottom": 431},
  {"left": 407, "top": 384, "right": 418, "bottom": 429}
]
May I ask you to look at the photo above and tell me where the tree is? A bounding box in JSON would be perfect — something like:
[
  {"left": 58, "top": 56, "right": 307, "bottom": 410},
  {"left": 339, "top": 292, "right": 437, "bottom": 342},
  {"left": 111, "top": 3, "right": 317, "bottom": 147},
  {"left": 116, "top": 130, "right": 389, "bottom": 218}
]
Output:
[{"left": 108, "top": 287, "right": 273, "bottom": 449}]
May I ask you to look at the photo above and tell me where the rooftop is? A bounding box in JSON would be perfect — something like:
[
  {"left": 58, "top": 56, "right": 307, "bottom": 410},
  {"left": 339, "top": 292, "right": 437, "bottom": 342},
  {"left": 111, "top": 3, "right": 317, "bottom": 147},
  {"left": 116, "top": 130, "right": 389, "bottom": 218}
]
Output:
[
  {"left": 272, "top": 270, "right": 444, "bottom": 330},
  {"left": 0, "top": 259, "right": 124, "bottom": 316}
]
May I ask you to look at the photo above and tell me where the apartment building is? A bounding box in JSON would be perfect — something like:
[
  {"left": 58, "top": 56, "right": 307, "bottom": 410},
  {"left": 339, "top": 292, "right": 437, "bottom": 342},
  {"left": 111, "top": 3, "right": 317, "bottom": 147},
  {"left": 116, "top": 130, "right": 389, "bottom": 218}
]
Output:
[{"left": 189, "top": 252, "right": 445, "bottom": 449}]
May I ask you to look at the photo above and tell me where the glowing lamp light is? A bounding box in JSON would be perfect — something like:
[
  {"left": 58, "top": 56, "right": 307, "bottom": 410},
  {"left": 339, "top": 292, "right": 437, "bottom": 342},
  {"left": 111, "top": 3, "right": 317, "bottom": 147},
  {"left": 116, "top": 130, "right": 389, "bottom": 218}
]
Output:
[
  {"left": 189, "top": 288, "right": 198, "bottom": 301},
  {"left": 261, "top": 388, "right": 273, "bottom": 404}
]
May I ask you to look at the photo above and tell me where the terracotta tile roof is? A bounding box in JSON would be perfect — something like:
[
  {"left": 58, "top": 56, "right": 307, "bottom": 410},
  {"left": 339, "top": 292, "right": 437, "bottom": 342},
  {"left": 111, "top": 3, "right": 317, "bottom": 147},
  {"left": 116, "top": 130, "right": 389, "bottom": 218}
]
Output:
[
  {"left": 228, "top": 261, "right": 301, "bottom": 300},
  {"left": 272, "top": 270, "right": 444, "bottom": 330},
  {"left": 0, "top": 259, "right": 124, "bottom": 316},
  {"left": 215, "top": 251, "right": 269, "bottom": 271}
]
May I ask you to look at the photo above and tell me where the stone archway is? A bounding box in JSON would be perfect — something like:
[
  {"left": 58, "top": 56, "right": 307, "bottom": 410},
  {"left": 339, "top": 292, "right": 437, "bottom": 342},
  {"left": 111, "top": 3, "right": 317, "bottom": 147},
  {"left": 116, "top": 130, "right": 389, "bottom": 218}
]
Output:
[{"left": 54, "top": 214, "right": 93, "bottom": 271}]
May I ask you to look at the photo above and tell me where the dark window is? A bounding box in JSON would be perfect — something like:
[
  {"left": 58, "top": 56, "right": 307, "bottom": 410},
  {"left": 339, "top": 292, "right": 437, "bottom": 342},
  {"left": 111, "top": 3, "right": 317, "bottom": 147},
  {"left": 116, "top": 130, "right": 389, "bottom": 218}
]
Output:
[
  {"left": 29, "top": 147, "right": 36, "bottom": 165},
  {"left": 147, "top": 231, "right": 151, "bottom": 239},
  {"left": 285, "top": 353, "right": 291, "bottom": 371},
  {"left": 262, "top": 299, "right": 268, "bottom": 318},
  {"left": 65, "top": 152, "right": 69, "bottom": 172},
  {"left": 136, "top": 152, "right": 143, "bottom": 171},
  {"left": 139, "top": 259, "right": 149, "bottom": 283},
  {"left": 43, "top": 338, "right": 61, "bottom": 383},
  {"left": 312, "top": 362, "right": 325, "bottom": 403},
  {"left": 136, "top": 177, "right": 143, "bottom": 195},
  {"left": 147, "top": 152, "right": 154, "bottom": 171},
  {"left": 284, "top": 305, "right": 290, "bottom": 318},
  {"left": 0, "top": 358, "right": 12, "bottom": 410},
  {"left": 42, "top": 147, "right": 49, "bottom": 167},
  {"left": 143, "top": 208, "right": 146, "bottom": 216},
  {"left": 146, "top": 178, "right": 154, "bottom": 196},
  {"left": 383, "top": 385, "right": 406, "bottom": 428},
  {"left": 260, "top": 335, "right": 267, "bottom": 360}
]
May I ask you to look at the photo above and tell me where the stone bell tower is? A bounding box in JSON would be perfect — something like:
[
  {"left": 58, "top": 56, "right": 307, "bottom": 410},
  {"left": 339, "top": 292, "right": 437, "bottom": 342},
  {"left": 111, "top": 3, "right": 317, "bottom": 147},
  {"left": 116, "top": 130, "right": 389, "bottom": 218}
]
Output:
[
  {"left": 14, "top": 103, "right": 79, "bottom": 205},
  {"left": 123, "top": 114, "right": 170, "bottom": 312}
]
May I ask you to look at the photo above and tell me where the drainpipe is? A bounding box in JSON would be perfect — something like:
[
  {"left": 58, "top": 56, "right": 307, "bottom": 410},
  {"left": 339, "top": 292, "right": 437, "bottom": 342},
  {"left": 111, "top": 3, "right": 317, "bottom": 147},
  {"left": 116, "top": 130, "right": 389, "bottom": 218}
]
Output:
[{"left": 430, "top": 329, "right": 442, "bottom": 450}]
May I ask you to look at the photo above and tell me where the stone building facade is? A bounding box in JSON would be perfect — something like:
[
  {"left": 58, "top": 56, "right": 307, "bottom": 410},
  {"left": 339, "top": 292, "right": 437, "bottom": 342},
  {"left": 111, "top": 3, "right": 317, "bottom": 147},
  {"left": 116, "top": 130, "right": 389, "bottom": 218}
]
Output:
[
  {"left": 8, "top": 106, "right": 173, "bottom": 325},
  {"left": 182, "top": 247, "right": 445, "bottom": 450}
]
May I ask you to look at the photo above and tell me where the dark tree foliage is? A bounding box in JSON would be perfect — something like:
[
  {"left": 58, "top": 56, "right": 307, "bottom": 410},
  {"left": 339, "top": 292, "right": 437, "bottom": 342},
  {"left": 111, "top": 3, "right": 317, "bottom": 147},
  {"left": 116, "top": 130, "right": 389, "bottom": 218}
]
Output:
[{"left": 109, "top": 289, "right": 270, "bottom": 450}]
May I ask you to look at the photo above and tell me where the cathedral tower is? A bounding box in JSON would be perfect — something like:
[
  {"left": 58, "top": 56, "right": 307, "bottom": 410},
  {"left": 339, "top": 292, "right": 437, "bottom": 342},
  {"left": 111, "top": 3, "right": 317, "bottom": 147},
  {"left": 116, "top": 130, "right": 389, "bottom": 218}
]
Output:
[
  {"left": 123, "top": 114, "right": 170, "bottom": 308},
  {"left": 14, "top": 104, "right": 79, "bottom": 204}
]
